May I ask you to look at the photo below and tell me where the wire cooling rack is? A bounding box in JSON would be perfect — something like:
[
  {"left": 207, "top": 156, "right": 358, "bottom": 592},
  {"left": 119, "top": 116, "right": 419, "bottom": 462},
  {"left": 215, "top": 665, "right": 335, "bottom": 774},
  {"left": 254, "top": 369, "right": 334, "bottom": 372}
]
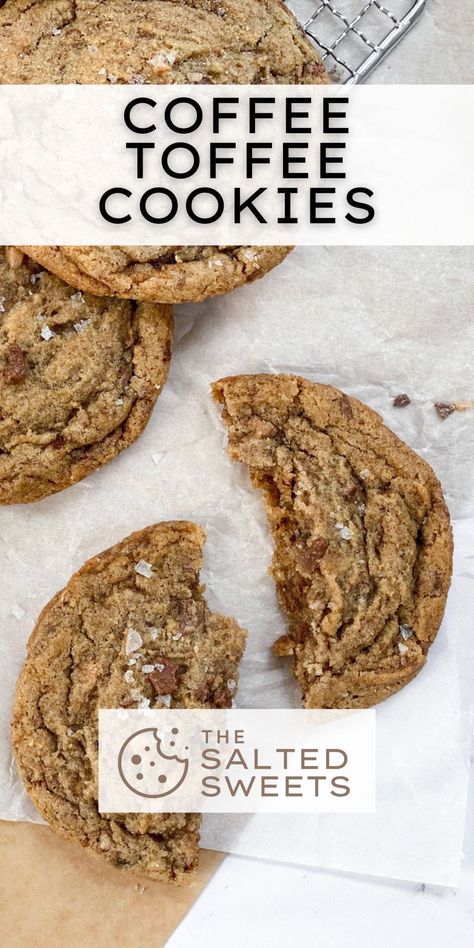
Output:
[{"left": 293, "top": 0, "right": 426, "bottom": 83}]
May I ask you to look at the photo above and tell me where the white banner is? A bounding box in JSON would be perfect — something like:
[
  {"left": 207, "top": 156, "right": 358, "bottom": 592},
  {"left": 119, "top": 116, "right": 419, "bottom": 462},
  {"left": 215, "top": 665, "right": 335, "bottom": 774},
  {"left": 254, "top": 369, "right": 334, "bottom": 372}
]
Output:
[
  {"left": 0, "top": 84, "right": 472, "bottom": 246},
  {"left": 98, "top": 708, "right": 375, "bottom": 814}
]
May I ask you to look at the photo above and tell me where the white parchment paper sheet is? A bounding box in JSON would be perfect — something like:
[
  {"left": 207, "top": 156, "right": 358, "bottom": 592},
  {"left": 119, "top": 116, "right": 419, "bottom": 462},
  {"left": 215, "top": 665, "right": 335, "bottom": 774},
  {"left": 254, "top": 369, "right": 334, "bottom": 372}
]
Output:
[{"left": 1, "top": 247, "right": 473, "bottom": 886}]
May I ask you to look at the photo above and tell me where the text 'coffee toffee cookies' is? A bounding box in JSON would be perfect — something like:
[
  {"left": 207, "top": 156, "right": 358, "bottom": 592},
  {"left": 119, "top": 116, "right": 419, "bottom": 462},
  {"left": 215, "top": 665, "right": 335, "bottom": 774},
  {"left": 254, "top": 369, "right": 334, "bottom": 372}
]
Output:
[
  {"left": 12, "top": 522, "right": 247, "bottom": 883},
  {"left": 0, "top": 247, "right": 173, "bottom": 504},
  {"left": 1, "top": 0, "right": 328, "bottom": 302},
  {"left": 213, "top": 373, "right": 453, "bottom": 709}
]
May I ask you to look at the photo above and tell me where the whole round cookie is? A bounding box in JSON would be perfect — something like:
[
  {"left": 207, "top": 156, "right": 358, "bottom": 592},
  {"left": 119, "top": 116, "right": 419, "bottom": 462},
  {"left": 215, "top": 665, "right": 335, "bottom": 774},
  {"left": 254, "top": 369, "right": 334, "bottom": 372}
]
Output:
[
  {"left": 12, "top": 522, "right": 247, "bottom": 882},
  {"left": 213, "top": 373, "right": 453, "bottom": 709},
  {"left": 0, "top": 247, "right": 173, "bottom": 503},
  {"left": 0, "top": 0, "right": 328, "bottom": 302}
]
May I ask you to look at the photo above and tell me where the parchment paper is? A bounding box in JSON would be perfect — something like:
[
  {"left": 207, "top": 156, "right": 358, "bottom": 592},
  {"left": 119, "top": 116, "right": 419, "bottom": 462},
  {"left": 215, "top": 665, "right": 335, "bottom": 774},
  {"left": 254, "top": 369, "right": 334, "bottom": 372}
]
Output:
[{"left": 1, "top": 247, "right": 473, "bottom": 886}]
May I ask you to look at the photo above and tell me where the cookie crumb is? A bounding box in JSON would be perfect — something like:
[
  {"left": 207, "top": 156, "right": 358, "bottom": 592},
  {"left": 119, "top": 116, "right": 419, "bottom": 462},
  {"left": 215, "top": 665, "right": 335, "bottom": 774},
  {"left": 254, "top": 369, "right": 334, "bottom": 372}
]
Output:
[
  {"left": 434, "top": 402, "right": 455, "bottom": 420},
  {"left": 393, "top": 393, "right": 410, "bottom": 408},
  {"left": 453, "top": 400, "right": 472, "bottom": 412}
]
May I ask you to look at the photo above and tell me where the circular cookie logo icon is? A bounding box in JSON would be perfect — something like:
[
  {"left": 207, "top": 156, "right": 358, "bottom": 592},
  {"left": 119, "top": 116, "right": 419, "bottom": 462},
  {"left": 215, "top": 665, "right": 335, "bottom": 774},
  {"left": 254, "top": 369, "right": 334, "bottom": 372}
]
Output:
[{"left": 118, "top": 727, "right": 189, "bottom": 798}]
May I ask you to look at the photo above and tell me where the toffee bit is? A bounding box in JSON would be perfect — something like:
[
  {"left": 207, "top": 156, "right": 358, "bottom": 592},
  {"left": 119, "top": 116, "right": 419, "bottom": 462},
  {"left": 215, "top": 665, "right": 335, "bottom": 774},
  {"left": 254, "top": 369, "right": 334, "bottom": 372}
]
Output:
[
  {"left": 393, "top": 393, "right": 411, "bottom": 408},
  {"left": 339, "top": 394, "right": 353, "bottom": 418},
  {"left": 434, "top": 402, "right": 455, "bottom": 420},
  {"left": 3, "top": 343, "right": 27, "bottom": 384},
  {"left": 179, "top": 599, "right": 205, "bottom": 635},
  {"left": 148, "top": 659, "right": 180, "bottom": 695}
]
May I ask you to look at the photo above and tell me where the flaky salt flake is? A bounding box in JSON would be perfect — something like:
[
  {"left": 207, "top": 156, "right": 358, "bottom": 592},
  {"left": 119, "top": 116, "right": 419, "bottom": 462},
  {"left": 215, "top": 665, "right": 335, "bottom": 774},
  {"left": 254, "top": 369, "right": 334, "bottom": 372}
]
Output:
[
  {"left": 11, "top": 603, "right": 25, "bottom": 619},
  {"left": 30, "top": 272, "right": 43, "bottom": 284},
  {"left": 399, "top": 624, "right": 413, "bottom": 640},
  {"left": 148, "top": 52, "right": 170, "bottom": 70},
  {"left": 51, "top": 27, "right": 62, "bottom": 36},
  {"left": 97, "top": 67, "right": 106, "bottom": 76},
  {"left": 0, "top": 297, "right": 5, "bottom": 313},
  {"left": 138, "top": 697, "right": 151, "bottom": 709},
  {"left": 158, "top": 694, "right": 172, "bottom": 707},
  {"left": 107, "top": 74, "right": 118, "bottom": 84},
  {"left": 116, "top": 398, "right": 124, "bottom": 406},
  {"left": 335, "top": 523, "right": 352, "bottom": 540},
  {"left": 165, "top": 50, "right": 177, "bottom": 63},
  {"left": 227, "top": 679, "right": 236, "bottom": 690},
  {"left": 123, "top": 669, "right": 134, "bottom": 684},
  {"left": 141, "top": 664, "right": 156, "bottom": 674},
  {"left": 40, "top": 325, "right": 55, "bottom": 341},
  {"left": 88, "top": 44, "right": 98, "bottom": 53},
  {"left": 171, "top": 632, "right": 183, "bottom": 641},
  {"left": 135, "top": 560, "right": 154, "bottom": 578},
  {"left": 128, "top": 74, "right": 145, "bottom": 84},
  {"left": 359, "top": 468, "right": 370, "bottom": 480},
  {"left": 149, "top": 627, "right": 159, "bottom": 641},
  {"left": 70, "top": 291, "right": 83, "bottom": 303},
  {"left": 398, "top": 643, "right": 409, "bottom": 655},
  {"left": 74, "top": 319, "right": 90, "bottom": 334},
  {"left": 128, "top": 658, "right": 137, "bottom": 666},
  {"left": 66, "top": 728, "right": 74, "bottom": 737},
  {"left": 155, "top": 663, "right": 165, "bottom": 673},
  {"left": 125, "top": 628, "right": 143, "bottom": 654}
]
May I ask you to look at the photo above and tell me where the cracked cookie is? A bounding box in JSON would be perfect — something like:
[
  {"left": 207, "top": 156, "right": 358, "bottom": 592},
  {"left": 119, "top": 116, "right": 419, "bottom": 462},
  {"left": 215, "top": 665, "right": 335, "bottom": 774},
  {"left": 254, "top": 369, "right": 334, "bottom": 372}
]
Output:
[
  {"left": 0, "top": 247, "right": 173, "bottom": 504},
  {"left": 213, "top": 373, "right": 453, "bottom": 709},
  {"left": 12, "top": 521, "right": 247, "bottom": 883},
  {"left": 17, "top": 245, "right": 292, "bottom": 305},
  {"left": 0, "top": 0, "right": 327, "bottom": 85},
  {"left": 0, "top": 0, "right": 328, "bottom": 302}
]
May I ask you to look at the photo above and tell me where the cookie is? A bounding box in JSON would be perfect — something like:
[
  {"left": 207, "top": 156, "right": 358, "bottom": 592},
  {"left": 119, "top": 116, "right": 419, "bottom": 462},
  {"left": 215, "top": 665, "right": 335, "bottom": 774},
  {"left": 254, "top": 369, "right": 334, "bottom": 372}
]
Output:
[
  {"left": 0, "top": 0, "right": 327, "bottom": 85},
  {"left": 17, "top": 246, "right": 292, "bottom": 305},
  {"left": 213, "top": 374, "right": 453, "bottom": 709},
  {"left": 12, "top": 521, "right": 247, "bottom": 883},
  {"left": 0, "top": 0, "right": 327, "bottom": 302},
  {"left": 0, "top": 247, "right": 173, "bottom": 504}
]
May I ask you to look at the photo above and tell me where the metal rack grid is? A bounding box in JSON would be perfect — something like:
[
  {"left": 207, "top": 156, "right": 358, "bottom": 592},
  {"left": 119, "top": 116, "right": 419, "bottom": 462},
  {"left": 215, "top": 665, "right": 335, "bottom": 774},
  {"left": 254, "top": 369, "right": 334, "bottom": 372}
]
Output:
[{"left": 296, "top": 0, "right": 426, "bottom": 84}]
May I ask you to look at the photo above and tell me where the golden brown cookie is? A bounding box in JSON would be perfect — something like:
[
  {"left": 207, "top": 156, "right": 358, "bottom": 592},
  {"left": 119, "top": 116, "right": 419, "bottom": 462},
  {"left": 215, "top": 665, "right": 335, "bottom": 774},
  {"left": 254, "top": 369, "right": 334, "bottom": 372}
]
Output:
[
  {"left": 0, "top": 247, "right": 173, "bottom": 504},
  {"left": 213, "top": 373, "right": 453, "bottom": 709},
  {"left": 17, "top": 246, "right": 292, "bottom": 305},
  {"left": 0, "top": 0, "right": 327, "bottom": 85},
  {"left": 1, "top": 0, "right": 327, "bottom": 301},
  {"left": 12, "top": 521, "right": 247, "bottom": 883}
]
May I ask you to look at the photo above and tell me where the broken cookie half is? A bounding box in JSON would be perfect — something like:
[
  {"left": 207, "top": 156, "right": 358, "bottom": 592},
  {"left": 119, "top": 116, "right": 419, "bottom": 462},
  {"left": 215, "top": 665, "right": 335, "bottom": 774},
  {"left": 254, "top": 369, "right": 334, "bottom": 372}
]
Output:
[
  {"left": 12, "top": 522, "right": 247, "bottom": 883},
  {"left": 213, "top": 374, "right": 452, "bottom": 709}
]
